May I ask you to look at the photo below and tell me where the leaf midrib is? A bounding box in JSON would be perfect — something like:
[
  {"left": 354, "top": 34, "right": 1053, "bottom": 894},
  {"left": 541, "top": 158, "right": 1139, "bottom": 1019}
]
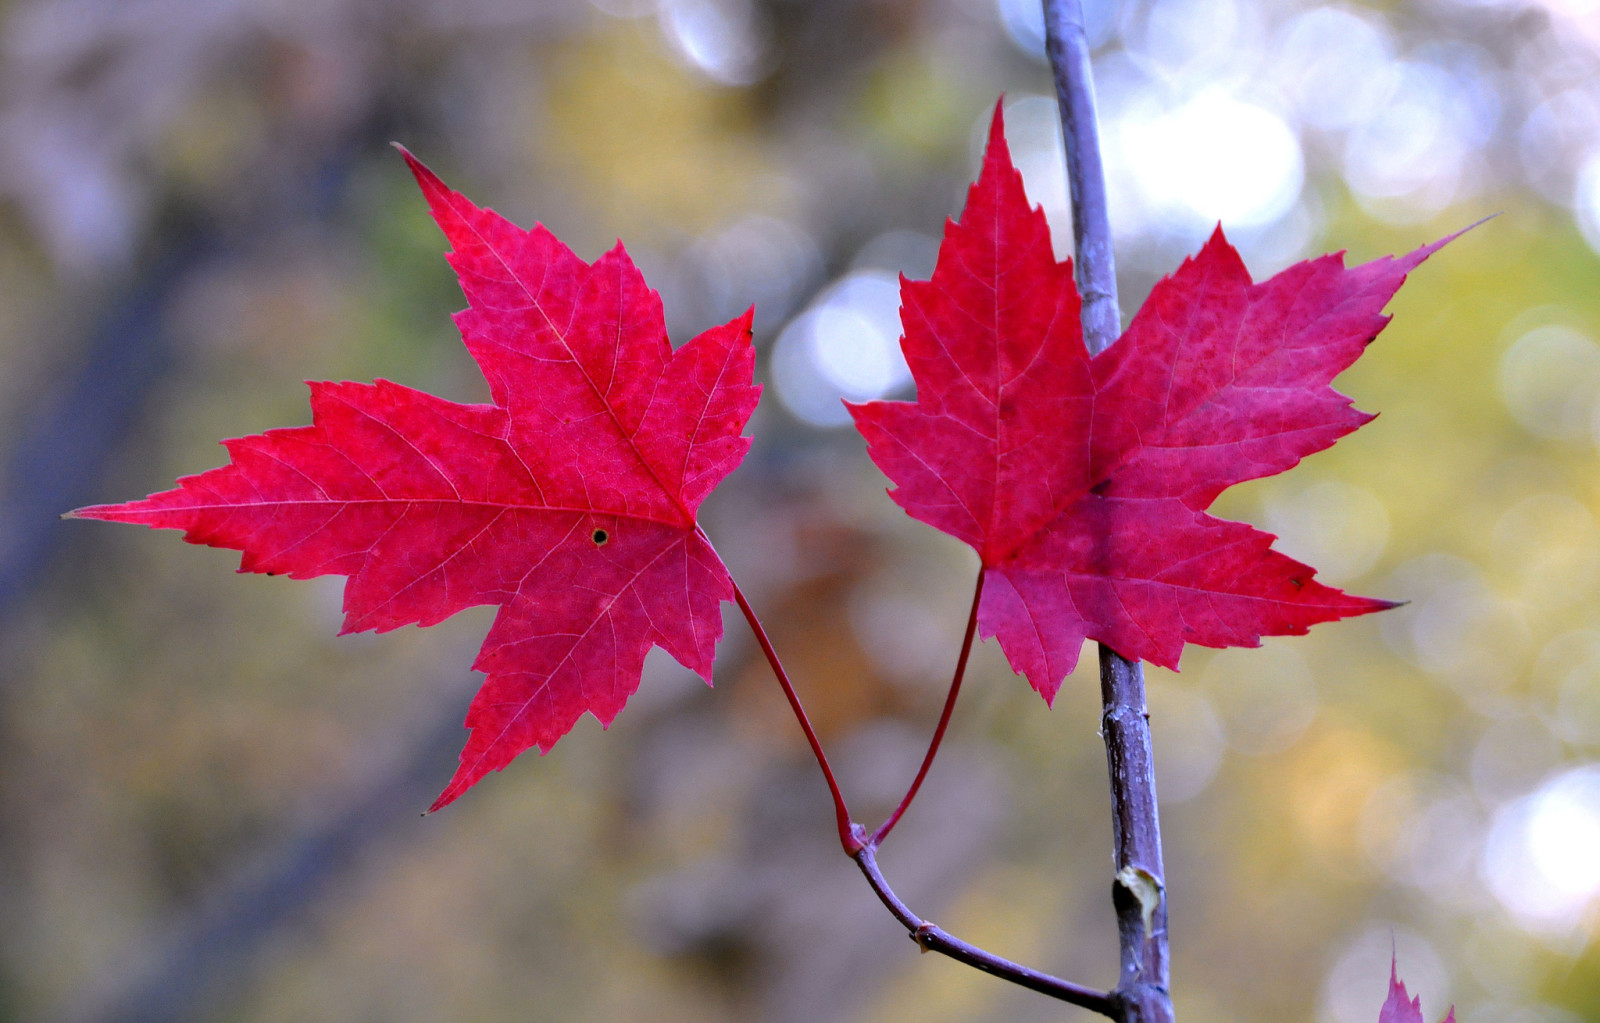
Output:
[
  {"left": 106, "top": 497, "right": 692, "bottom": 532},
  {"left": 453, "top": 200, "right": 693, "bottom": 528}
]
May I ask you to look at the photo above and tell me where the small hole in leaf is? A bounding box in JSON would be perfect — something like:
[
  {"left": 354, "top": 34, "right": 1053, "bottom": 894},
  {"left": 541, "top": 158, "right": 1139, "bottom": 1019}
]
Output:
[{"left": 592, "top": 528, "right": 609, "bottom": 546}]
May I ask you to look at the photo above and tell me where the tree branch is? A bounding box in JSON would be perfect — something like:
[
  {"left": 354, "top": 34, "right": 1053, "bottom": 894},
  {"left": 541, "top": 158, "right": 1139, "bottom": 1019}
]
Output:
[
  {"left": 733, "top": 571, "right": 1114, "bottom": 1009},
  {"left": 1043, "top": 2, "right": 1175, "bottom": 1021},
  {"left": 852, "top": 845, "right": 1116, "bottom": 1016}
]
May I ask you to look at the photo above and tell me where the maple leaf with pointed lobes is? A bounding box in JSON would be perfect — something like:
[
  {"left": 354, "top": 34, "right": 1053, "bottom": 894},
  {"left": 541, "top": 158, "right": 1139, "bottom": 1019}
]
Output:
[
  {"left": 850, "top": 103, "right": 1452, "bottom": 703},
  {"left": 1381, "top": 958, "right": 1456, "bottom": 1023},
  {"left": 72, "top": 150, "right": 760, "bottom": 811}
]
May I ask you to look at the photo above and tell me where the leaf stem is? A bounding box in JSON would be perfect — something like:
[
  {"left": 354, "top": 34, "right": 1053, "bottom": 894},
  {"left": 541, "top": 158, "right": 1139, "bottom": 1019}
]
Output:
[
  {"left": 730, "top": 580, "right": 862, "bottom": 854},
  {"left": 1044, "top": 2, "right": 1174, "bottom": 1021},
  {"left": 852, "top": 844, "right": 1116, "bottom": 1015},
  {"left": 869, "top": 569, "right": 984, "bottom": 847},
  {"left": 733, "top": 573, "right": 1117, "bottom": 1007}
]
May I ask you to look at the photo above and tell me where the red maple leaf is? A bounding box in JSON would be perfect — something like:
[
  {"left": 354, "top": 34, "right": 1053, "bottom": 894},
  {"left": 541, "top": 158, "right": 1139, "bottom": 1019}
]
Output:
[
  {"left": 1381, "top": 957, "right": 1456, "bottom": 1023},
  {"left": 72, "top": 151, "right": 760, "bottom": 810},
  {"left": 850, "top": 104, "right": 1450, "bottom": 702}
]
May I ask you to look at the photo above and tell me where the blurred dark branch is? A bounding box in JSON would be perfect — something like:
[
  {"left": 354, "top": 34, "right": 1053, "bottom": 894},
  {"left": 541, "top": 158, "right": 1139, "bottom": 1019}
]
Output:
[
  {"left": 56, "top": 711, "right": 466, "bottom": 1023},
  {"left": 2, "top": 99, "right": 473, "bottom": 1023},
  {"left": 0, "top": 125, "right": 370, "bottom": 621},
  {"left": 0, "top": 245, "right": 188, "bottom": 615},
  {"left": 1044, "top": 3, "right": 1173, "bottom": 1022}
]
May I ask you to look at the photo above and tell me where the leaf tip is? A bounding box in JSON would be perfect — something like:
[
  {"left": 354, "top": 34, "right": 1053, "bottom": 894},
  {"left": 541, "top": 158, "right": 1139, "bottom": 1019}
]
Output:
[
  {"left": 1030, "top": 665, "right": 1066, "bottom": 707},
  {"left": 1189, "top": 223, "right": 1250, "bottom": 282},
  {"left": 1421, "top": 215, "right": 1494, "bottom": 259},
  {"left": 395, "top": 144, "right": 451, "bottom": 207},
  {"left": 392, "top": 141, "right": 426, "bottom": 178},
  {"left": 426, "top": 788, "right": 459, "bottom": 815},
  {"left": 64, "top": 502, "right": 126, "bottom": 523},
  {"left": 1385, "top": 214, "right": 1494, "bottom": 275},
  {"left": 978, "top": 96, "right": 1016, "bottom": 179},
  {"left": 1381, "top": 952, "right": 1455, "bottom": 1023}
]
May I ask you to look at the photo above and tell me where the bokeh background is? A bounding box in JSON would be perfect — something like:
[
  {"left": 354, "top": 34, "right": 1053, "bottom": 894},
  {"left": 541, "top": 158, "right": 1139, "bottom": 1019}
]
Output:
[{"left": 1, "top": 0, "right": 1597, "bottom": 1020}]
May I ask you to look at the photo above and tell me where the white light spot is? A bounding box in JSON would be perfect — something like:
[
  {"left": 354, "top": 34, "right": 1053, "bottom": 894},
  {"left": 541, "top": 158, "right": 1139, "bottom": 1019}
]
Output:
[
  {"left": 1094, "top": 54, "right": 1164, "bottom": 242},
  {"left": 1497, "top": 324, "right": 1600, "bottom": 440},
  {"left": 1276, "top": 7, "right": 1398, "bottom": 133},
  {"left": 772, "top": 272, "right": 908, "bottom": 428},
  {"left": 812, "top": 306, "right": 900, "bottom": 397},
  {"left": 1128, "top": 0, "right": 1262, "bottom": 91},
  {"left": 995, "top": 0, "right": 1047, "bottom": 60},
  {"left": 1119, "top": 90, "right": 1303, "bottom": 229},
  {"left": 659, "top": 0, "right": 769, "bottom": 86},
  {"left": 1528, "top": 775, "right": 1600, "bottom": 899},
  {"left": 995, "top": 0, "right": 1116, "bottom": 61},
  {"left": 1537, "top": 0, "right": 1600, "bottom": 48},
  {"left": 1574, "top": 151, "right": 1600, "bottom": 256},
  {"left": 687, "top": 215, "right": 821, "bottom": 332},
  {"left": 1228, "top": 194, "right": 1322, "bottom": 276},
  {"left": 1344, "top": 61, "right": 1478, "bottom": 222},
  {"left": 1521, "top": 91, "right": 1600, "bottom": 205},
  {"left": 1483, "top": 765, "right": 1600, "bottom": 933}
]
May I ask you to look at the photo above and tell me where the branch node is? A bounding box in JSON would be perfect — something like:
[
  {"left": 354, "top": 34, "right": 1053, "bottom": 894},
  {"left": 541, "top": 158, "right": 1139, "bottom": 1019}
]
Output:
[
  {"left": 845, "top": 822, "right": 869, "bottom": 857},
  {"left": 1114, "top": 864, "right": 1165, "bottom": 942}
]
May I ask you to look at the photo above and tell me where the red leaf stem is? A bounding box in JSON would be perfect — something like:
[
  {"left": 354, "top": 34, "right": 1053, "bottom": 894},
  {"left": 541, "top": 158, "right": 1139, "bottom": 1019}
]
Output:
[
  {"left": 730, "top": 577, "right": 859, "bottom": 853},
  {"left": 869, "top": 569, "right": 985, "bottom": 848}
]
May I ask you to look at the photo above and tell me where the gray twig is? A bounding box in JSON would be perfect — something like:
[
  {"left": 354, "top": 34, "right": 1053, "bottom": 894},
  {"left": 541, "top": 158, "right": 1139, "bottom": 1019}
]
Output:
[
  {"left": 1043, "top": 2, "right": 1175, "bottom": 1021},
  {"left": 852, "top": 846, "right": 1115, "bottom": 1015}
]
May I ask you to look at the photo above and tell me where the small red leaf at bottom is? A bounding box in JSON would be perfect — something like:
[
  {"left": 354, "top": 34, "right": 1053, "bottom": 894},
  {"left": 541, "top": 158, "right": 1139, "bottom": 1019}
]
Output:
[{"left": 1380, "top": 955, "right": 1456, "bottom": 1023}]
